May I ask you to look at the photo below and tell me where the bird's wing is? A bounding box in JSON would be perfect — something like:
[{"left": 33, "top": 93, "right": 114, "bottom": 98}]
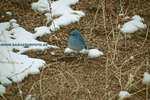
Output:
[{"left": 79, "top": 37, "right": 87, "bottom": 49}]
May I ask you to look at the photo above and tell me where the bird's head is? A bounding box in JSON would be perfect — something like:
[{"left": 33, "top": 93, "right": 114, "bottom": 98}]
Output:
[{"left": 70, "top": 30, "right": 82, "bottom": 37}]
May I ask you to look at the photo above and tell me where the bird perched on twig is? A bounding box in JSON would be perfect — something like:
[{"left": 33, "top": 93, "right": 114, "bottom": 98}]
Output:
[{"left": 68, "top": 30, "right": 87, "bottom": 52}]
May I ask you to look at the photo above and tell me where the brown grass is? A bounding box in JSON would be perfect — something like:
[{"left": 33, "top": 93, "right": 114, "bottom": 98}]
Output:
[{"left": 0, "top": 0, "right": 150, "bottom": 100}]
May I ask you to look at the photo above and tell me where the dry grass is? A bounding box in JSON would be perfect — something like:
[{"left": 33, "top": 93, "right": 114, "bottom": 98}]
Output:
[{"left": 0, "top": 0, "right": 150, "bottom": 100}]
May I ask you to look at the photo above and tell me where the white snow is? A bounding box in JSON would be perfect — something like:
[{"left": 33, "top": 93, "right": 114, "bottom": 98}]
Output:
[
  {"left": 129, "top": 74, "right": 134, "bottom": 83},
  {"left": 120, "top": 15, "right": 146, "bottom": 34},
  {"left": 32, "top": 0, "right": 85, "bottom": 31},
  {"left": 1, "top": 15, "right": 5, "bottom": 19},
  {"left": 64, "top": 48, "right": 74, "bottom": 53},
  {"left": 25, "top": 94, "right": 32, "bottom": 100},
  {"left": 19, "top": 89, "right": 23, "bottom": 94},
  {"left": 31, "top": 0, "right": 50, "bottom": 13},
  {"left": 12, "top": 23, "right": 20, "bottom": 28},
  {"left": 64, "top": 48, "right": 103, "bottom": 57},
  {"left": 119, "top": 13, "right": 123, "bottom": 16},
  {"left": 119, "top": 91, "right": 131, "bottom": 99},
  {"left": 50, "top": 13, "right": 84, "bottom": 31},
  {"left": 146, "top": 61, "right": 150, "bottom": 68},
  {"left": 132, "top": 15, "right": 144, "bottom": 22},
  {"left": 129, "top": 56, "right": 134, "bottom": 60},
  {"left": 9, "top": 19, "right": 17, "bottom": 23},
  {"left": 45, "top": 13, "right": 52, "bottom": 24},
  {"left": 0, "top": 85, "right": 6, "bottom": 94},
  {"left": 25, "top": 94, "right": 35, "bottom": 100},
  {"left": 51, "top": 52, "right": 55, "bottom": 55},
  {"left": 121, "top": 20, "right": 146, "bottom": 34},
  {"left": 80, "top": 49, "right": 89, "bottom": 54},
  {"left": 32, "top": 0, "right": 79, "bottom": 13},
  {"left": 88, "top": 49, "right": 103, "bottom": 57},
  {"left": 64, "top": 48, "right": 89, "bottom": 54},
  {"left": 124, "top": 16, "right": 130, "bottom": 20},
  {"left": 118, "top": 24, "right": 120, "bottom": 29},
  {"left": 0, "top": 20, "right": 57, "bottom": 85},
  {"left": 0, "top": 0, "right": 84, "bottom": 94},
  {"left": 0, "top": 22, "right": 10, "bottom": 31},
  {"left": 34, "top": 26, "right": 51, "bottom": 38},
  {"left": 6, "top": 12, "right": 12, "bottom": 16},
  {"left": 142, "top": 72, "right": 150, "bottom": 84}
]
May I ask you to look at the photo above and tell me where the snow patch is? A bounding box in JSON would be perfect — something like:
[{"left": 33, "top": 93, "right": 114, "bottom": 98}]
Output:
[
  {"left": 129, "top": 74, "right": 134, "bottom": 83},
  {"left": 118, "top": 24, "right": 120, "bottom": 29},
  {"left": 124, "top": 16, "right": 130, "bottom": 20},
  {"left": 34, "top": 26, "right": 51, "bottom": 38},
  {"left": 9, "top": 19, "right": 17, "bottom": 23},
  {"left": 1, "top": 15, "right": 5, "bottom": 19},
  {"left": 1, "top": 0, "right": 84, "bottom": 94},
  {"left": 0, "top": 85, "right": 6, "bottom": 94},
  {"left": 31, "top": 0, "right": 50, "bottom": 13},
  {"left": 80, "top": 49, "right": 89, "bottom": 54},
  {"left": 6, "top": 12, "right": 12, "bottom": 16},
  {"left": 0, "top": 20, "right": 57, "bottom": 85},
  {"left": 50, "top": 13, "right": 84, "bottom": 31},
  {"left": 64, "top": 48, "right": 74, "bottom": 53},
  {"left": 25, "top": 94, "right": 35, "bottom": 100},
  {"left": 129, "top": 56, "right": 134, "bottom": 60},
  {"left": 64, "top": 48, "right": 103, "bottom": 57},
  {"left": 119, "top": 91, "right": 131, "bottom": 99},
  {"left": 31, "top": 0, "right": 85, "bottom": 31},
  {"left": 119, "top": 13, "right": 123, "bottom": 16},
  {"left": 19, "top": 89, "right": 23, "bottom": 94},
  {"left": 88, "top": 49, "right": 103, "bottom": 57},
  {"left": 51, "top": 52, "right": 55, "bottom": 55},
  {"left": 120, "top": 15, "right": 146, "bottom": 34},
  {"left": 142, "top": 72, "right": 150, "bottom": 84},
  {"left": 132, "top": 15, "right": 144, "bottom": 22}
]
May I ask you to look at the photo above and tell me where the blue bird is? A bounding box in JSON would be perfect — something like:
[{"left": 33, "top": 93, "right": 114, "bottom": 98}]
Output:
[{"left": 68, "top": 30, "right": 87, "bottom": 52}]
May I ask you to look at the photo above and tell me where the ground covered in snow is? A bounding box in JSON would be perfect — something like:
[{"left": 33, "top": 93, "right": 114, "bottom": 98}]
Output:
[{"left": 0, "top": 0, "right": 150, "bottom": 100}]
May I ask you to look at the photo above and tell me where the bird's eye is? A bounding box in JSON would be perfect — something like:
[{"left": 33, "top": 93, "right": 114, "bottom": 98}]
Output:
[{"left": 71, "top": 34, "right": 75, "bottom": 36}]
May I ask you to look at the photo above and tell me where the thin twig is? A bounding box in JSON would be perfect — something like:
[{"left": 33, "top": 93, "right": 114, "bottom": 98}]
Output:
[
  {"left": 12, "top": 62, "right": 34, "bottom": 77},
  {"left": 0, "top": 94, "right": 7, "bottom": 100},
  {"left": 2, "top": 31, "right": 23, "bottom": 100}
]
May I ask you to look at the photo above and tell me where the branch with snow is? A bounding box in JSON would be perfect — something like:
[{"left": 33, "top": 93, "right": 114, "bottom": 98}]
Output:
[{"left": 31, "top": 0, "right": 85, "bottom": 31}]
